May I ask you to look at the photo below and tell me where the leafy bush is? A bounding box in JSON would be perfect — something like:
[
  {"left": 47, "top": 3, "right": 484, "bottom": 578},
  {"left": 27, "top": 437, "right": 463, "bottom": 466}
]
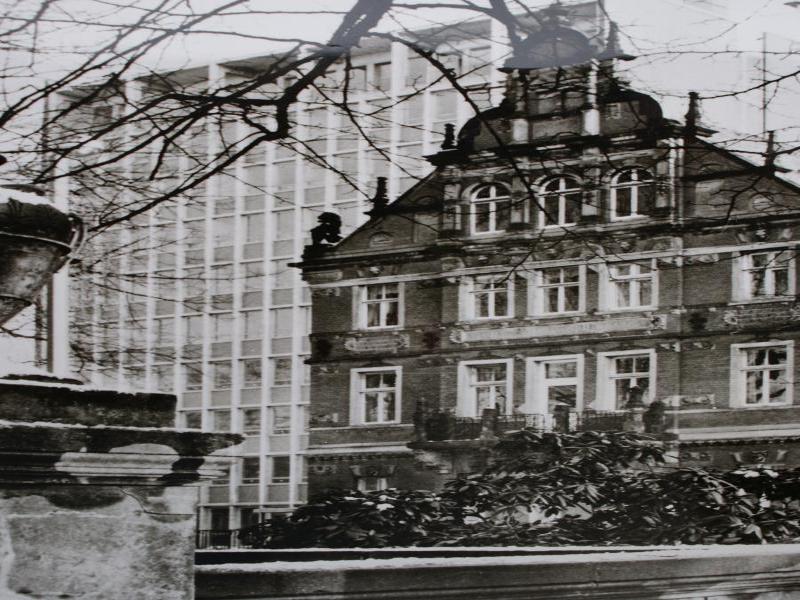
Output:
[{"left": 249, "top": 430, "right": 800, "bottom": 548}]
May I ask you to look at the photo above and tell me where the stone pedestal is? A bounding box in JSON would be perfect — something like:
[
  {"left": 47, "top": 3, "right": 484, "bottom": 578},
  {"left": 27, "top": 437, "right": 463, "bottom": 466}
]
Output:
[{"left": 0, "top": 380, "right": 241, "bottom": 600}]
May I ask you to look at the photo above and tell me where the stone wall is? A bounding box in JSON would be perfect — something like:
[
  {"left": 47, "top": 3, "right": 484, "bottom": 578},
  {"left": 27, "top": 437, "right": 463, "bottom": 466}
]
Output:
[{"left": 196, "top": 545, "right": 800, "bottom": 599}]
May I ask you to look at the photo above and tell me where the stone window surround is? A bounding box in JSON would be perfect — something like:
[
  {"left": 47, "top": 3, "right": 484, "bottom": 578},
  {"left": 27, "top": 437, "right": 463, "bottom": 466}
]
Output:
[
  {"left": 459, "top": 275, "right": 515, "bottom": 321},
  {"left": 457, "top": 358, "right": 515, "bottom": 417},
  {"left": 598, "top": 258, "right": 659, "bottom": 312},
  {"left": 354, "top": 282, "right": 405, "bottom": 330},
  {"left": 729, "top": 340, "right": 794, "bottom": 408},
  {"left": 469, "top": 183, "right": 512, "bottom": 235},
  {"left": 609, "top": 167, "right": 655, "bottom": 221},
  {"left": 528, "top": 264, "right": 587, "bottom": 317},
  {"left": 524, "top": 354, "right": 585, "bottom": 416},
  {"left": 731, "top": 248, "right": 796, "bottom": 303},
  {"left": 349, "top": 366, "right": 403, "bottom": 426},
  {"left": 595, "top": 349, "right": 657, "bottom": 411}
]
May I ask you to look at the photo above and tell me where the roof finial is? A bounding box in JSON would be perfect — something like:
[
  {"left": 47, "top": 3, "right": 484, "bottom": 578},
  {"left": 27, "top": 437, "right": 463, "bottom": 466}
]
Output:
[
  {"left": 369, "top": 177, "right": 389, "bottom": 212},
  {"left": 765, "top": 130, "right": 776, "bottom": 170},
  {"left": 597, "top": 21, "right": 634, "bottom": 61},
  {"left": 684, "top": 91, "right": 702, "bottom": 137}
]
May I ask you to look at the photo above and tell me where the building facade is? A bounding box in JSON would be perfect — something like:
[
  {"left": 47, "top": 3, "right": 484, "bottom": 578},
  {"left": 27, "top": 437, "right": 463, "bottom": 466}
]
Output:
[
  {"left": 61, "top": 14, "right": 523, "bottom": 538},
  {"left": 299, "top": 9, "right": 800, "bottom": 495}
]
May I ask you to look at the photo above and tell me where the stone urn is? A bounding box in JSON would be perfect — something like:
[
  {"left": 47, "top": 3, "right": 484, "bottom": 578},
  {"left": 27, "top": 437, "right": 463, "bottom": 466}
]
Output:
[{"left": 0, "top": 185, "right": 83, "bottom": 325}]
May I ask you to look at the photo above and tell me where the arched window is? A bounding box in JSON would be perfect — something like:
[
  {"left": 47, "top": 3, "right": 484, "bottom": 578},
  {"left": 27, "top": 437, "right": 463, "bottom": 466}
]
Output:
[
  {"left": 471, "top": 184, "right": 510, "bottom": 234},
  {"left": 538, "top": 176, "right": 581, "bottom": 228},
  {"left": 610, "top": 168, "right": 654, "bottom": 220}
]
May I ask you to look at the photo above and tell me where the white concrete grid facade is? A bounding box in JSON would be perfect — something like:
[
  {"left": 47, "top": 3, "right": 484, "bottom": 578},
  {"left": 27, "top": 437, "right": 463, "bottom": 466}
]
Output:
[{"left": 71, "top": 24, "right": 507, "bottom": 532}]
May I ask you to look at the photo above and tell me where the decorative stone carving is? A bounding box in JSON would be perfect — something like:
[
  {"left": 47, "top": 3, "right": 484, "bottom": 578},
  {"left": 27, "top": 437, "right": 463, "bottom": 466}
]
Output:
[
  {"left": 310, "top": 212, "right": 342, "bottom": 247},
  {"left": 369, "top": 232, "right": 393, "bottom": 248},
  {"left": 344, "top": 334, "right": 410, "bottom": 354}
]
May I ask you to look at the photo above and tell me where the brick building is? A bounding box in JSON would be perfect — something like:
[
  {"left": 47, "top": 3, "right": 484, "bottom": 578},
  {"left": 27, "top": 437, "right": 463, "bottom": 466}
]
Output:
[{"left": 299, "top": 6, "right": 800, "bottom": 494}]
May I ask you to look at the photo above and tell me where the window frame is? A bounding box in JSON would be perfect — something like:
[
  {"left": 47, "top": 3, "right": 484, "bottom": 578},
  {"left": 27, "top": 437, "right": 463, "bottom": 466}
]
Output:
[
  {"left": 357, "top": 282, "right": 404, "bottom": 330},
  {"left": 349, "top": 366, "right": 402, "bottom": 426},
  {"left": 461, "top": 275, "right": 514, "bottom": 321},
  {"left": 530, "top": 265, "right": 586, "bottom": 316},
  {"left": 538, "top": 176, "right": 582, "bottom": 229},
  {"left": 524, "top": 354, "right": 584, "bottom": 415},
  {"left": 470, "top": 184, "right": 511, "bottom": 235},
  {"left": 730, "top": 341, "right": 794, "bottom": 408},
  {"left": 733, "top": 249, "right": 795, "bottom": 302},
  {"left": 357, "top": 476, "right": 388, "bottom": 492},
  {"left": 609, "top": 168, "right": 655, "bottom": 221},
  {"left": 600, "top": 258, "right": 658, "bottom": 311},
  {"left": 596, "top": 349, "right": 657, "bottom": 410},
  {"left": 457, "top": 359, "right": 514, "bottom": 417}
]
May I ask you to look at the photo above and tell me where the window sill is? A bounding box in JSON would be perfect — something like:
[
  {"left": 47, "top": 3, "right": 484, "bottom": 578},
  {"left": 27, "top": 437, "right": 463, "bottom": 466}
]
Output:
[
  {"left": 729, "top": 296, "right": 796, "bottom": 306},
  {"left": 528, "top": 311, "right": 586, "bottom": 320},
  {"left": 358, "top": 325, "right": 405, "bottom": 332},
  {"left": 596, "top": 307, "right": 658, "bottom": 315}
]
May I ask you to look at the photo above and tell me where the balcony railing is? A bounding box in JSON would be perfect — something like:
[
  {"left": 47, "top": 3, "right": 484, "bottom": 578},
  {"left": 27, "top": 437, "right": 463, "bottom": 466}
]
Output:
[
  {"left": 415, "top": 403, "right": 667, "bottom": 443},
  {"left": 196, "top": 528, "right": 256, "bottom": 549}
]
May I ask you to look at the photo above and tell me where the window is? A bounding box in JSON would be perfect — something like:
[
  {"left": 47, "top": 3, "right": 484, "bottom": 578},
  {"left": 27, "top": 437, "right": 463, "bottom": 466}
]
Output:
[
  {"left": 538, "top": 176, "right": 581, "bottom": 228},
  {"left": 269, "top": 406, "right": 292, "bottom": 435},
  {"left": 458, "top": 360, "right": 513, "bottom": 417},
  {"left": 350, "top": 367, "right": 401, "bottom": 425},
  {"left": 466, "top": 276, "right": 512, "bottom": 320},
  {"left": 604, "top": 260, "right": 657, "bottom": 310},
  {"left": 241, "top": 457, "right": 260, "bottom": 484},
  {"left": 372, "top": 62, "right": 391, "bottom": 91},
  {"left": 183, "top": 363, "right": 203, "bottom": 391},
  {"left": 526, "top": 355, "right": 583, "bottom": 414},
  {"left": 210, "top": 361, "right": 231, "bottom": 390},
  {"left": 271, "top": 456, "right": 291, "bottom": 483},
  {"left": 241, "top": 408, "right": 261, "bottom": 435},
  {"left": 357, "top": 477, "right": 388, "bottom": 492},
  {"left": 532, "top": 266, "right": 583, "bottom": 315},
  {"left": 359, "top": 283, "right": 402, "bottom": 329},
  {"left": 271, "top": 357, "right": 292, "bottom": 386},
  {"left": 242, "top": 310, "right": 262, "bottom": 340},
  {"left": 240, "top": 358, "right": 262, "bottom": 388},
  {"left": 210, "top": 312, "right": 233, "bottom": 342},
  {"left": 471, "top": 184, "right": 510, "bottom": 234},
  {"left": 610, "top": 168, "right": 654, "bottom": 220},
  {"left": 211, "top": 409, "right": 231, "bottom": 432},
  {"left": 243, "top": 262, "right": 264, "bottom": 292},
  {"left": 180, "top": 410, "right": 202, "bottom": 429},
  {"left": 732, "top": 342, "right": 793, "bottom": 407},
  {"left": 735, "top": 250, "right": 794, "bottom": 301},
  {"left": 598, "top": 351, "right": 655, "bottom": 410}
]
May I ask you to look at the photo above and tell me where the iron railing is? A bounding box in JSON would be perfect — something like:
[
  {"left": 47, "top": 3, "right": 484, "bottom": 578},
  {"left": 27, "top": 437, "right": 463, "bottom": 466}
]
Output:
[{"left": 574, "top": 410, "right": 629, "bottom": 432}]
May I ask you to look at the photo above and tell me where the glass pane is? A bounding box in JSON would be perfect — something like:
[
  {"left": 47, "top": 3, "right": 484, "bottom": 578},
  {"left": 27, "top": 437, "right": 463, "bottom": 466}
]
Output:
[
  {"left": 634, "top": 357, "right": 650, "bottom": 372},
  {"left": 384, "top": 284, "right": 399, "bottom": 298},
  {"left": 494, "top": 291, "right": 508, "bottom": 316},
  {"left": 242, "top": 408, "right": 260, "bottom": 433},
  {"left": 768, "top": 348, "right": 787, "bottom": 365},
  {"left": 615, "top": 357, "right": 634, "bottom": 374},
  {"left": 367, "top": 303, "right": 381, "bottom": 327},
  {"left": 564, "top": 192, "right": 580, "bottom": 223},
  {"left": 474, "top": 203, "right": 490, "bottom": 232},
  {"left": 769, "top": 370, "right": 787, "bottom": 403},
  {"left": 381, "top": 372, "right": 396, "bottom": 387},
  {"left": 476, "top": 365, "right": 504, "bottom": 382},
  {"left": 548, "top": 385, "right": 576, "bottom": 409},
  {"left": 745, "top": 371, "right": 763, "bottom": 404},
  {"left": 496, "top": 200, "right": 510, "bottom": 230},
  {"left": 615, "top": 188, "right": 632, "bottom": 216},
  {"left": 543, "top": 196, "right": 559, "bottom": 225},
  {"left": 545, "top": 288, "right": 560, "bottom": 313},
  {"left": 746, "top": 348, "right": 767, "bottom": 366},
  {"left": 367, "top": 285, "right": 382, "bottom": 300},
  {"left": 775, "top": 268, "right": 789, "bottom": 296},
  {"left": 544, "top": 269, "right": 562, "bottom": 285},
  {"left": 383, "top": 392, "right": 395, "bottom": 420},
  {"left": 639, "top": 280, "right": 652, "bottom": 306},
  {"left": 563, "top": 267, "right": 580, "bottom": 282},
  {"left": 365, "top": 393, "right": 379, "bottom": 421},
  {"left": 384, "top": 301, "right": 398, "bottom": 326},
  {"left": 476, "top": 292, "right": 490, "bottom": 317},
  {"left": 364, "top": 374, "right": 382, "bottom": 389},
  {"left": 546, "top": 361, "right": 576, "bottom": 378},
  {"left": 615, "top": 280, "right": 631, "bottom": 307},
  {"left": 564, "top": 285, "right": 580, "bottom": 311}
]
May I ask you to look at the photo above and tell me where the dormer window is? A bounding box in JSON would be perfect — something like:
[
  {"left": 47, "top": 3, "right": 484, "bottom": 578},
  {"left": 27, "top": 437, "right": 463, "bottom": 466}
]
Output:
[
  {"left": 610, "top": 168, "right": 654, "bottom": 220},
  {"left": 538, "top": 176, "right": 581, "bottom": 228},
  {"left": 470, "top": 184, "right": 510, "bottom": 234}
]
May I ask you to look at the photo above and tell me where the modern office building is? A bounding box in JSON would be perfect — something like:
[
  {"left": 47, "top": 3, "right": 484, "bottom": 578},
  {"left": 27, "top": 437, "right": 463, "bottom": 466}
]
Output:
[{"left": 59, "top": 6, "right": 548, "bottom": 540}]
